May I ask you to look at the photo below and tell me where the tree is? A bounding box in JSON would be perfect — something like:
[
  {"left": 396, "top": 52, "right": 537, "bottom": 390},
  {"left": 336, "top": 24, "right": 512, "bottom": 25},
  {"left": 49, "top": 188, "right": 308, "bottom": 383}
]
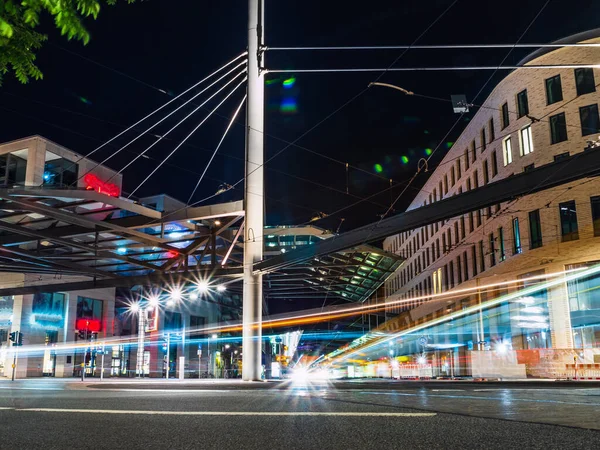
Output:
[{"left": 0, "top": 0, "right": 135, "bottom": 85}]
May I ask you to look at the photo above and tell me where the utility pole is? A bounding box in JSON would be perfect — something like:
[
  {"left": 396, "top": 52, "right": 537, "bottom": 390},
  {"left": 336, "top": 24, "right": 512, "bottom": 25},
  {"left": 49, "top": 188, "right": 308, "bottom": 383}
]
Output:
[{"left": 243, "top": 0, "right": 265, "bottom": 381}]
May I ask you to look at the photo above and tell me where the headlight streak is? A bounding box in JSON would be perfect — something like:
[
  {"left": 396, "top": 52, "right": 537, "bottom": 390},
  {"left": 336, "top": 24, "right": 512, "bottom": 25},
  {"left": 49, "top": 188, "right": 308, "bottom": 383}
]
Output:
[{"left": 329, "top": 263, "right": 600, "bottom": 364}]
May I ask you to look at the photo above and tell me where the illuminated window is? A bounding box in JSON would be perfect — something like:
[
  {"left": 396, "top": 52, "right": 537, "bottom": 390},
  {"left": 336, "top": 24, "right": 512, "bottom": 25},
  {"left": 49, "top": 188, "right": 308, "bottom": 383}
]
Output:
[
  {"left": 513, "top": 217, "right": 522, "bottom": 254},
  {"left": 520, "top": 125, "right": 534, "bottom": 155},
  {"left": 502, "top": 136, "right": 513, "bottom": 166}
]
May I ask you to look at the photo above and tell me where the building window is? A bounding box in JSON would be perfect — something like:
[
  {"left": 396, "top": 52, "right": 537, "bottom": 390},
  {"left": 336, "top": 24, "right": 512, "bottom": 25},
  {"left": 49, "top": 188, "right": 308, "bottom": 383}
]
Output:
[
  {"left": 489, "top": 233, "right": 496, "bottom": 267},
  {"left": 516, "top": 89, "right": 529, "bottom": 118},
  {"left": 520, "top": 125, "right": 534, "bottom": 156},
  {"left": 444, "top": 174, "right": 449, "bottom": 194},
  {"left": 591, "top": 196, "right": 600, "bottom": 237},
  {"left": 491, "top": 151, "right": 498, "bottom": 177},
  {"left": 498, "top": 227, "right": 506, "bottom": 261},
  {"left": 476, "top": 209, "right": 482, "bottom": 227},
  {"left": 512, "top": 217, "right": 522, "bottom": 254},
  {"left": 575, "top": 68, "right": 596, "bottom": 96},
  {"left": 471, "top": 245, "right": 478, "bottom": 276},
  {"left": 33, "top": 293, "right": 65, "bottom": 315},
  {"left": 463, "top": 251, "right": 469, "bottom": 281},
  {"left": 481, "top": 128, "right": 487, "bottom": 151},
  {"left": 489, "top": 118, "right": 495, "bottom": 141},
  {"left": 43, "top": 152, "right": 79, "bottom": 187},
  {"left": 460, "top": 216, "right": 466, "bottom": 239},
  {"left": 554, "top": 152, "right": 570, "bottom": 162},
  {"left": 559, "top": 200, "right": 579, "bottom": 242},
  {"left": 442, "top": 233, "right": 447, "bottom": 253},
  {"left": 523, "top": 163, "right": 535, "bottom": 172},
  {"left": 545, "top": 74, "right": 563, "bottom": 105},
  {"left": 501, "top": 102, "right": 510, "bottom": 129},
  {"left": 549, "top": 112, "right": 568, "bottom": 144},
  {"left": 483, "top": 160, "right": 489, "bottom": 185},
  {"left": 457, "top": 255, "right": 462, "bottom": 284},
  {"left": 443, "top": 265, "right": 449, "bottom": 291},
  {"left": 464, "top": 148, "right": 470, "bottom": 170},
  {"left": 471, "top": 140, "right": 477, "bottom": 163},
  {"left": 469, "top": 211, "right": 474, "bottom": 232},
  {"left": 433, "top": 268, "right": 443, "bottom": 294},
  {"left": 473, "top": 169, "right": 479, "bottom": 188},
  {"left": 449, "top": 261, "right": 455, "bottom": 288},
  {"left": 502, "top": 136, "right": 513, "bottom": 166},
  {"left": 528, "top": 209, "right": 543, "bottom": 249},
  {"left": 478, "top": 240, "right": 485, "bottom": 273},
  {"left": 579, "top": 104, "right": 600, "bottom": 136},
  {"left": 451, "top": 166, "right": 456, "bottom": 186},
  {"left": 77, "top": 297, "right": 104, "bottom": 330},
  {"left": 0, "top": 152, "right": 28, "bottom": 186},
  {"left": 456, "top": 159, "right": 461, "bottom": 180}
]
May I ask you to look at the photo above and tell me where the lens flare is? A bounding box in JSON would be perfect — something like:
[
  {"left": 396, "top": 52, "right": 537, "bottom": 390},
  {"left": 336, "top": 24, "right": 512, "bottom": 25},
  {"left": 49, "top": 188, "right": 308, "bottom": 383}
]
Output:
[
  {"left": 425, "top": 148, "right": 433, "bottom": 156},
  {"left": 282, "top": 76, "right": 296, "bottom": 88},
  {"left": 401, "top": 156, "right": 409, "bottom": 164},
  {"left": 280, "top": 98, "right": 298, "bottom": 114},
  {"left": 374, "top": 163, "right": 383, "bottom": 173}
]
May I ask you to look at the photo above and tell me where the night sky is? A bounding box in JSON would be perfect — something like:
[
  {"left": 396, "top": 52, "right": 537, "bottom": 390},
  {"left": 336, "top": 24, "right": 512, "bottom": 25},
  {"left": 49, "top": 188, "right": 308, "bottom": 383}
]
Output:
[{"left": 1, "top": 0, "right": 599, "bottom": 233}]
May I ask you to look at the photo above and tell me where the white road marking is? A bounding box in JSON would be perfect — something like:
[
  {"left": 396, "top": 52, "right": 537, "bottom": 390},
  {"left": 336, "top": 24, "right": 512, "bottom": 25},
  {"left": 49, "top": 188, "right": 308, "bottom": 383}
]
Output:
[
  {"left": 432, "top": 389, "right": 464, "bottom": 392},
  {"left": 0, "top": 407, "right": 15, "bottom": 410},
  {"left": 0, "top": 387, "right": 62, "bottom": 391},
  {"left": 17, "top": 408, "right": 436, "bottom": 417},
  {"left": 97, "top": 389, "right": 232, "bottom": 393}
]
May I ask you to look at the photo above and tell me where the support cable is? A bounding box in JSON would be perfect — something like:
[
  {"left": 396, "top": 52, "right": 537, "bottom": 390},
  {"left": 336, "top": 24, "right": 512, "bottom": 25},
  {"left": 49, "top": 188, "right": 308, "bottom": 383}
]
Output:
[
  {"left": 108, "top": 70, "right": 247, "bottom": 184},
  {"left": 128, "top": 78, "right": 248, "bottom": 198},
  {"left": 50, "top": 52, "right": 247, "bottom": 187},
  {"left": 187, "top": 95, "right": 247, "bottom": 205},
  {"left": 76, "top": 63, "right": 248, "bottom": 186}
]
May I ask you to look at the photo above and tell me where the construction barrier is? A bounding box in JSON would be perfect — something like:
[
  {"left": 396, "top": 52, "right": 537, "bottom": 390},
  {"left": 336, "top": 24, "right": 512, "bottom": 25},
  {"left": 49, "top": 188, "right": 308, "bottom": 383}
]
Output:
[{"left": 565, "top": 363, "right": 600, "bottom": 380}]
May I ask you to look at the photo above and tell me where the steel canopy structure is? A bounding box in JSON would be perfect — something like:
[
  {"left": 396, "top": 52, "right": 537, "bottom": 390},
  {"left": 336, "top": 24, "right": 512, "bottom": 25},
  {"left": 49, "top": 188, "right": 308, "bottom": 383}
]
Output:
[{"left": 0, "top": 186, "right": 245, "bottom": 281}]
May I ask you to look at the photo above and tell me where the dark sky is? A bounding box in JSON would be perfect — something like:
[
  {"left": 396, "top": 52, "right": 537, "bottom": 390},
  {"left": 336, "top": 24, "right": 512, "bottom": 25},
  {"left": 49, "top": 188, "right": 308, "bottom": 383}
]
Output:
[{"left": 1, "top": 0, "right": 599, "bottom": 232}]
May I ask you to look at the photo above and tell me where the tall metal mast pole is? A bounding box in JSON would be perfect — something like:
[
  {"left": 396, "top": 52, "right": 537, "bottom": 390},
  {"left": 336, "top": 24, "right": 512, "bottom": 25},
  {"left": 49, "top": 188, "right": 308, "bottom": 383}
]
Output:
[{"left": 243, "top": 0, "right": 265, "bottom": 381}]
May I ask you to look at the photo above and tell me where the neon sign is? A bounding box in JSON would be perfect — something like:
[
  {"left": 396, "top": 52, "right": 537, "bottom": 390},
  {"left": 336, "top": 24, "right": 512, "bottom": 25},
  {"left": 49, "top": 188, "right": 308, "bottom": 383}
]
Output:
[
  {"left": 83, "top": 173, "right": 120, "bottom": 197},
  {"left": 75, "top": 318, "right": 102, "bottom": 332}
]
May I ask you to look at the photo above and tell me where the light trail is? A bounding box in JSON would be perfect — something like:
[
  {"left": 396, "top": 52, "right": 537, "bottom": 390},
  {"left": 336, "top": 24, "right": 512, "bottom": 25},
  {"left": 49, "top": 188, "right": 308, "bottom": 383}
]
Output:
[{"left": 328, "top": 263, "right": 600, "bottom": 364}]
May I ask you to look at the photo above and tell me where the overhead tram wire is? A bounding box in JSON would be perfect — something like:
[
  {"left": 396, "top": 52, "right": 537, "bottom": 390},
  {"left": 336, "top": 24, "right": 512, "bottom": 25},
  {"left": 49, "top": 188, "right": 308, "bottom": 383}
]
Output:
[
  {"left": 49, "top": 52, "right": 247, "bottom": 187},
  {"left": 76, "top": 63, "right": 248, "bottom": 186},
  {"left": 164, "top": 0, "right": 460, "bottom": 243},
  {"left": 266, "top": 64, "right": 600, "bottom": 73},
  {"left": 266, "top": 43, "right": 600, "bottom": 51},
  {"left": 106, "top": 70, "right": 247, "bottom": 185},
  {"left": 49, "top": 39, "right": 417, "bottom": 191},
  {"left": 187, "top": 95, "right": 247, "bottom": 205},
  {"left": 311, "top": 0, "right": 552, "bottom": 241},
  {"left": 128, "top": 78, "right": 248, "bottom": 198}
]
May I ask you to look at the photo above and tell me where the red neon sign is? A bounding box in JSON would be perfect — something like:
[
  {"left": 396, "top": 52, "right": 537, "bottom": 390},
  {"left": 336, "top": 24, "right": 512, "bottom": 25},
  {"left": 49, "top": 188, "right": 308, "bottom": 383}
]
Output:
[
  {"left": 75, "top": 318, "right": 102, "bottom": 333},
  {"left": 83, "top": 173, "right": 120, "bottom": 197}
]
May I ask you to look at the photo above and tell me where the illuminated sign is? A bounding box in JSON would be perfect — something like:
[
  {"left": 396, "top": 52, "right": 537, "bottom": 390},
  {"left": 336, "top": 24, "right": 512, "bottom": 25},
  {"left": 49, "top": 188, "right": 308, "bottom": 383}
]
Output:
[
  {"left": 30, "top": 314, "right": 63, "bottom": 330},
  {"left": 83, "top": 173, "right": 120, "bottom": 197},
  {"left": 75, "top": 318, "right": 102, "bottom": 333}
]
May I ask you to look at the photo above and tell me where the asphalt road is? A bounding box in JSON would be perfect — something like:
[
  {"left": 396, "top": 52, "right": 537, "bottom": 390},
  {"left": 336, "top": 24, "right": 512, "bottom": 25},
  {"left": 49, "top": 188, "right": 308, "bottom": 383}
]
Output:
[{"left": 1, "top": 379, "right": 600, "bottom": 449}]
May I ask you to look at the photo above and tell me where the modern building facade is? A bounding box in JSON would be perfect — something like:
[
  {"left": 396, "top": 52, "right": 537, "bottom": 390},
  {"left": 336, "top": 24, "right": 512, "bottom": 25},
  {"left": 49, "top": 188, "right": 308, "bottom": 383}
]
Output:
[{"left": 375, "top": 30, "right": 600, "bottom": 378}]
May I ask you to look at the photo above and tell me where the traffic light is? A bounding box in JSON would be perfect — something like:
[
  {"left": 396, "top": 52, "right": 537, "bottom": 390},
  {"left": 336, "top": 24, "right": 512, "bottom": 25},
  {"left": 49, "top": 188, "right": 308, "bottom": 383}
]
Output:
[{"left": 9, "top": 331, "right": 23, "bottom": 346}]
